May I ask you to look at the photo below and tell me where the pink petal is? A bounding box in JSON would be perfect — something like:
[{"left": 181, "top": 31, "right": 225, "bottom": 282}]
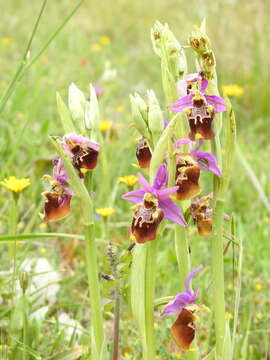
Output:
[
  {"left": 157, "top": 186, "right": 179, "bottom": 200},
  {"left": 168, "top": 94, "right": 194, "bottom": 112},
  {"left": 159, "top": 198, "right": 186, "bottom": 226},
  {"left": 122, "top": 189, "right": 145, "bottom": 204},
  {"left": 137, "top": 173, "right": 152, "bottom": 192},
  {"left": 205, "top": 95, "right": 226, "bottom": 113}
]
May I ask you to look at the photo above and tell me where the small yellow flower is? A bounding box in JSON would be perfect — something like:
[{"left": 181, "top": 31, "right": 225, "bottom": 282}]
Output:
[
  {"left": 226, "top": 312, "right": 233, "bottom": 320},
  {"left": 100, "top": 36, "right": 111, "bottom": 46},
  {"left": 91, "top": 43, "right": 101, "bottom": 52},
  {"left": 255, "top": 283, "right": 262, "bottom": 291},
  {"left": 153, "top": 322, "right": 158, "bottom": 329},
  {"left": 39, "top": 222, "right": 47, "bottom": 230},
  {"left": 175, "top": 354, "right": 182, "bottom": 359},
  {"left": 100, "top": 120, "right": 113, "bottom": 132},
  {"left": 1, "top": 38, "right": 12, "bottom": 46},
  {"left": 39, "top": 248, "right": 47, "bottom": 255},
  {"left": 96, "top": 207, "right": 115, "bottom": 217},
  {"left": 222, "top": 84, "right": 244, "bottom": 97},
  {"left": 116, "top": 105, "right": 124, "bottom": 112},
  {"left": 117, "top": 175, "right": 138, "bottom": 187},
  {"left": 1, "top": 176, "right": 30, "bottom": 193},
  {"left": 256, "top": 313, "right": 263, "bottom": 320}
]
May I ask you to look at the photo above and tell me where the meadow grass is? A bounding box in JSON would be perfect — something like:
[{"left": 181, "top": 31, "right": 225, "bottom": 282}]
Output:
[{"left": 0, "top": 0, "right": 269, "bottom": 359}]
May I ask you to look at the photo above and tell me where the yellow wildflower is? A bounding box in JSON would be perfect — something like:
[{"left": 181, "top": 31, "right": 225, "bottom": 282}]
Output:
[
  {"left": 1, "top": 38, "right": 11, "bottom": 46},
  {"left": 116, "top": 105, "right": 124, "bottom": 112},
  {"left": 1, "top": 176, "right": 30, "bottom": 193},
  {"left": 91, "top": 43, "right": 101, "bottom": 52},
  {"left": 255, "top": 283, "right": 262, "bottom": 291},
  {"left": 117, "top": 175, "right": 138, "bottom": 187},
  {"left": 39, "top": 248, "right": 47, "bottom": 255},
  {"left": 225, "top": 312, "right": 233, "bottom": 320},
  {"left": 256, "top": 313, "right": 263, "bottom": 320},
  {"left": 175, "top": 354, "right": 182, "bottom": 359},
  {"left": 153, "top": 322, "right": 158, "bottom": 329},
  {"left": 100, "top": 120, "right": 113, "bottom": 132},
  {"left": 100, "top": 36, "right": 111, "bottom": 46},
  {"left": 222, "top": 84, "right": 244, "bottom": 97},
  {"left": 96, "top": 207, "right": 115, "bottom": 217}
]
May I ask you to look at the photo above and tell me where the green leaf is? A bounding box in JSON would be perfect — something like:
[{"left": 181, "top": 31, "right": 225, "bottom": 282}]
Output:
[
  {"left": 56, "top": 92, "right": 76, "bottom": 134},
  {"left": 49, "top": 346, "right": 88, "bottom": 360}
]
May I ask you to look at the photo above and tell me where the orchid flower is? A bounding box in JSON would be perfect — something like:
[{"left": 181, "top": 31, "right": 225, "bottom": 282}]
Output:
[
  {"left": 173, "top": 138, "right": 221, "bottom": 200},
  {"left": 161, "top": 266, "right": 204, "bottom": 350},
  {"left": 42, "top": 158, "right": 73, "bottom": 222},
  {"left": 122, "top": 164, "right": 186, "bottom": 243},
  {"left": 168, "top": 72, "right": 226, "bottom": 140},
  {"left": 63, "top": 133, "right": 100, "bottom": 177}
]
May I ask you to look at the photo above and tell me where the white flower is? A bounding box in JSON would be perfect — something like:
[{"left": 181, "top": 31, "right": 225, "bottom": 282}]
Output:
[
  {"left": 18, "top": 257, "right": 61, "bottom": 307},
  {"left": 58, "top": 312, "right": 84, "bottom": 342}
]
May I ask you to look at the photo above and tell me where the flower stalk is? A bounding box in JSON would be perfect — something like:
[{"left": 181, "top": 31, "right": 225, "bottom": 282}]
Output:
[{"left": 50, "top": 137, "right": 105, "bottom": 359}]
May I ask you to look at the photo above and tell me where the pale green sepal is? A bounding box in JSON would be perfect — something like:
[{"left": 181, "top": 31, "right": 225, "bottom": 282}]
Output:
[
  {"left": 87, "top": 84, "right": 100, "bottom": 142},
  {"left": 56, "top": 92, "right": 76, "bottom": 134},
  {"left": 149, "top": 114, "right": 177, "bottom": 182},
  {"left": 130, "top": 94, "right": 151, "bottom": 142},
  {"left": 68, "top": 83, "right": 86, "bottom": 131},
  {"left": 147, "top": 90, "right": 164, "bottom": 147}
]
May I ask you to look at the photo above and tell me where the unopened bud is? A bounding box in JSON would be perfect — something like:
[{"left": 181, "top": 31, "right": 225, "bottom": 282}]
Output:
[
  {"left": 85, "top": 84, "right": 100, "bottom": 140},
  {"left": 19, "top": 271, "right": 29, "bottom": 293},
  {"left": 189, "top": 25, "right": 210, "bottom": 54},
  {"left": 68, "top": 83, "right": 86, "bottom": 125},
  {"left": 130, "top": 94, "right": 150, "bottom": 141},
  {"left": 200, "top": 50, "right": 216, "bottom": 76}
]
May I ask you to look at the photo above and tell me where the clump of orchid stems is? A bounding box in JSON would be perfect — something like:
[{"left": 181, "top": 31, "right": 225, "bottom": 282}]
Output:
[{"left": 122, "top": 20, "right": 236, "bottom": 360}]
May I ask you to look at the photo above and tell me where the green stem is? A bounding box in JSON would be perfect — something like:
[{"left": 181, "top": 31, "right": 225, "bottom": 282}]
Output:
[
  {"left": 211, "top": 200, "right": 226, "bottom": 359},
  {"left": 85, "top": 223, "right": 105, "bottom": 358},
  {"left": 174, "top": 226, "right": 190, "bottom": 291},
  {"left": 22, "top": 293, "right": 29, "bottom": 360},
  {"left": 144, "top": 240, "right": 158, "bottom": 360}
]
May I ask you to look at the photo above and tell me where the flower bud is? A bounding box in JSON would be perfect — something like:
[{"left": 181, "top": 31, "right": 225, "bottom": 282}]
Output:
[
  {"left": 200, "top": 50, "right": 216, "bottom": 76},
  {"left": 189, "top": 25, "right": 209, "bottom": 54},
  {"left": 147, "top": 90, "right": 164, "bottom": 146},
  {"left": 19, "top": 271, "right": 29, "bottom": 294},
  {"left": 150, "top": 21, "right": 163, "bottom": 57},
  {"left": 130, "top": 94, "right": 151, "bottom": 142},
  {"left": 85, "top": 84, "right": 100, "bottom": 141},
  {"left": 68, "top": 83, "right": 86, "bottom": 125}
]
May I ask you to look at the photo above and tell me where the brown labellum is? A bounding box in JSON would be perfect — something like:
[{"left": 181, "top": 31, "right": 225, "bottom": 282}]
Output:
[
  {"left": 175, "top": 160, "right": 201, "bottom": 200},
  {"left": 171, "top": 308, "right": 196, "bottom": 350},
  {"left": 43, "top": 192, "right": 71, "bottom": 222},
  {"left": 130, "top": 199, "right": 164, "bottom": 243},
  {"left": 136, "top": 138, "right": 152, "bottom": 169},
  {"left": 187, "top": 99, "right": 215, "bottom": 140},
  {"left": 196, "top": 213, "right": 212, "bottom": 237},
  {"left": 71, "top": 145, "right": 99, "bottom": 176}
]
